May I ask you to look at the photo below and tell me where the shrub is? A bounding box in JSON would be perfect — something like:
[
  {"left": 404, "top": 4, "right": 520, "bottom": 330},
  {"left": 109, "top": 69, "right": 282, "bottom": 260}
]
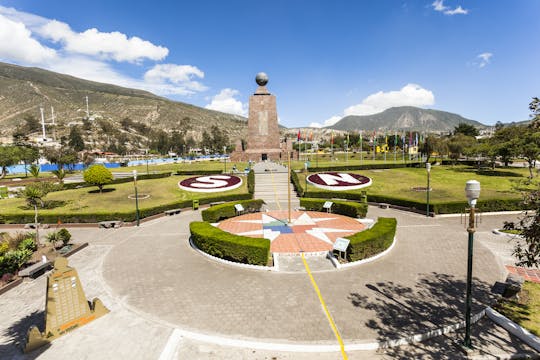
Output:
[
  {"left": 308, "top": 162, "right": 423, "bottom": 172},
  {"left": 290, "top": 170, "right": 304, "bottom": 197},
  {"left": 190, "top": 221, "right": 270, "bottom": 265},
  {"left": 61, "top": 171, "right": 172, "bottom": 190},
  {"left": 346, "top": 217, "right": 397, "bottom": 262},
  {"left": 18, "top": 237, "right": 37, "bottom": 252},
  {"left": 57, "top": 228, "right": 72, "bottom": 246},
  {"left": 300, "top": 198, "right": 368, "bottom": 218},
  {"left": 201, "top": 199, "right": 265, "bottom": 223},
  {"left": 83, "top": 165, "right": 113, "bottom": 193},
  {"left": 247, "top": 170, "right": 255, "bottom": 195},
  {"left": 0, "top": 241, "right": 8, "bottom": 256},
  {"left": 0, "top": 248, "right": 32, "bottom": 276}
]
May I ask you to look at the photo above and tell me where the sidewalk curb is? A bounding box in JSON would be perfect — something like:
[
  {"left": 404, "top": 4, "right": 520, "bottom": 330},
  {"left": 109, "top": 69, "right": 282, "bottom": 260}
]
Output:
[{"left": 486, "top": 307, "right": 540, "bottom": 353}]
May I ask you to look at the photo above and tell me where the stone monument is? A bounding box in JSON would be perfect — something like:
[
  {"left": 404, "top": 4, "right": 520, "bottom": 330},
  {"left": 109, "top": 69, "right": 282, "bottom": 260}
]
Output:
[
  {"left": 24, "top": 257, "right": 109, "bottom": 353},
  {"left": 231, "top": 72, "right": 291, "bottom": 161}
]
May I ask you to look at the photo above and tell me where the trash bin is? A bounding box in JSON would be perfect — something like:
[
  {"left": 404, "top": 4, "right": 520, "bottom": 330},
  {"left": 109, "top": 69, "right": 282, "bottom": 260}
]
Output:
[{"left": 192, "top": 199, "right": 199, "bottom": 210}]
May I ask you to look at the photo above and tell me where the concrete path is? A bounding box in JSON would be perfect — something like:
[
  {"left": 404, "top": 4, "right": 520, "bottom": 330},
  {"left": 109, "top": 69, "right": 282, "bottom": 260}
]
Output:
[
  {"left": 254, "top": 171, "right": 299, "bottom": 211},
  {"left": 0, "top": 207, "right": 538, "bottom": 359}
]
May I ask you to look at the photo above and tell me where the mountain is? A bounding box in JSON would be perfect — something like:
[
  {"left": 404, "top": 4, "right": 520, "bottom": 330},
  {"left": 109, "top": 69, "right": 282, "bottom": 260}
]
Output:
[
  {"left": 0, "top": 61, "right": 247, "bottom": 145},
  {"left": 328, "top": 106, "right": 486, "bottom": 132}
]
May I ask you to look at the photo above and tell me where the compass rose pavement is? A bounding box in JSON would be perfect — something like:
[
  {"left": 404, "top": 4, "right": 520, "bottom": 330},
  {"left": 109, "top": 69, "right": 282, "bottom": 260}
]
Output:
[{"left": 217, "top": 211, "right": 366, "bottom": 253}]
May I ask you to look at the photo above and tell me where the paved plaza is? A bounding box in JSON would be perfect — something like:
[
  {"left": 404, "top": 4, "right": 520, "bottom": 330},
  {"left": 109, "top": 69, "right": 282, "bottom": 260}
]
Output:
[{"left": 0, "top": 206, "right": 538, "bottom": 359}]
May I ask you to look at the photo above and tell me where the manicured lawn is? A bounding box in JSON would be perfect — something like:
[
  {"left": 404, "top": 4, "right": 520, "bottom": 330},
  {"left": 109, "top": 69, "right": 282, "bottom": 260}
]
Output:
[
  {"left": 114, "top": 160, "right": 250, "bottom": 174},
  {"left": 298, "top": 165, "right": 537, "bottom": 203},
  {"left": 0, "top": 174, "right": 249, "bottom": 218},
  {"left": 495, "top": 281, "right": 540, "bottom": 336}
]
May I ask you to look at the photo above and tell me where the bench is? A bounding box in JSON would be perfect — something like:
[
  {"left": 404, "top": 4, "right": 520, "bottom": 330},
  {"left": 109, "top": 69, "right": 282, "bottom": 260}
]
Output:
[
  {"left": 164, "top": 208, "right": 182, "bottom": 216},
  {"left": 23, "top": 223, "right": 50, "bottom": 229},
  {"left": 18, "top": 261, "right": 52, "bottom": 278},
  {"left": 98, "top": 220, "right": 123, "bottom": 229},
  {"left": 209, "top": 201, "right": 226, "bottom": 207},
  {"left": 379, "top": 203, "right": 390, "bottom": 209}
]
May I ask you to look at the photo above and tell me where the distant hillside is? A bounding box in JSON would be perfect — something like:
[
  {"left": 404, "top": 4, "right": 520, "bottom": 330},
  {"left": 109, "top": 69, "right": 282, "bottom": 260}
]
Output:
[
  {"left": 0, "top": 62, "right": 247, "bottom": 145},
  {"left": 329, "top": 106, "right": 486, "bottom": 132}
]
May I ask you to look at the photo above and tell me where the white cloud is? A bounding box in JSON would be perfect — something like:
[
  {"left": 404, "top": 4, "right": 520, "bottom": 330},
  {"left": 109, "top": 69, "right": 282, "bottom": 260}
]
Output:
[
  {"left": 0, "top": 6, "right": 206, "bottom": 97},
  {"left": 205, "top": 89, "right": 247, "bottom": 116},
  {"left": 477, "top": 52, "right": 493, "bottom": 68},
  {"left": 39, "top": 20, "right": 168, "bottom": 62},
  {"left": 431, "top": 0, "right": 469, "bottom": 15},
  {"left": 311, "top": 84, "right": 435, "bottom": 128},
  {"left": 0, "top": 14, "right": 56, "bottom": 63},
  {"left": 444, "top": 6, "right": 468, "bottom": 15},
  {"left": 144, "top": 64, "right": 206, "bottom": 93},
  {"left": 344, "top": 84, "right": 435, "bottom": 116}
]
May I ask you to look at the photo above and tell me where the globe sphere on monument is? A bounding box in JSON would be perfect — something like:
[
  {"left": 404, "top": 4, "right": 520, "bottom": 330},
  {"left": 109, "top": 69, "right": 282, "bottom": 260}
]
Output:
[{"left": 255, "top": 72, "right": 268, "bottom": 86}]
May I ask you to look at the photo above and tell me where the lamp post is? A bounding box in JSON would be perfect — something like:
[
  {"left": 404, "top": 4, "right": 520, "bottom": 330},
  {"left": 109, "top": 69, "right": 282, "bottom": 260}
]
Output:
[
  {"left": 463, "top": 180, "right": 480, "bottom": 348},
  {"left": 426, "top": 163, "right": 431, "bottom": 217},
  {"left": 133, "top": 170, "right": 140, "bottom": 226},
  {"left": 223, "top": 146, "right": 227, "bottom": 173}
]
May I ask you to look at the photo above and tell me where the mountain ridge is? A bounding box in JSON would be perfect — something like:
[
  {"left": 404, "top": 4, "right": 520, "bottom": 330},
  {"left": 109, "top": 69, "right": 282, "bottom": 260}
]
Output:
[{"left": 328, "top": 106, "right": 486, "bottom": 132}]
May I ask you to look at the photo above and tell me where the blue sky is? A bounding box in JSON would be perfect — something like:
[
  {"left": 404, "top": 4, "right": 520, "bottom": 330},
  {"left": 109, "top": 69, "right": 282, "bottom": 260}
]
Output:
[{"left": 0, "top": 0, "right": 538, "bottom": 128}]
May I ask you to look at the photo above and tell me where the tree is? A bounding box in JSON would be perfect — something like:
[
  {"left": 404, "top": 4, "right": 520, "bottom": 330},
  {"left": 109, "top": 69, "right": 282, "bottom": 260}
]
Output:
[
  {"left": 17, "top": 146, "right": 39, "bottom": 178},
  {"left": 44, "top": 148, "right": 78, "bottom": 171},
  {"left": 511, "top": 127, "right": 540, "bottom": 179},
  {"left": 512, "top": 190, "right": 540, "bottom": 267},
  {"left": 200, "top": 130, "right": 213, "bottom": 154},
  {"left": 20, "top": 182, "right": 53, "bottom": 246},
  {"left": 23, "top": 114, "right": 40, "bottom": 133},
  {"left": 68, "top": 126, "right": 85, "bottom": 151},
  {"left": 52, "top": 169, "right": 66, "bottom": 184},
  {"left": 454, "top": 123, "right": 479, "bottom": 137},
  {"left": 0, "top": 146, "right": 20, "bottom": 179},
  {"left": 446, "top": 134, "right": 476, "bottom": 162},
  {"left": 83, "top": 165, "right": 113, "bottom": 193},
  {"left": 29, "top": 164, "right": 40, "bottom": 178}
]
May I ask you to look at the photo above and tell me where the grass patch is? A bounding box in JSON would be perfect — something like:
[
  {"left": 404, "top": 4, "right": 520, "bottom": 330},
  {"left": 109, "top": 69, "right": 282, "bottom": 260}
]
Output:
[
  {"left": 0, "top": 175, "right": 249, "bottom": 222},
  {"left": 297, "top": 165, "right": 536, "bottom": 204},
  {"left": 494, "top": 281, "right": 540, "bottom": 336},
  {"left": 499, "top": 229, "right": 523, "bottom": 235}
]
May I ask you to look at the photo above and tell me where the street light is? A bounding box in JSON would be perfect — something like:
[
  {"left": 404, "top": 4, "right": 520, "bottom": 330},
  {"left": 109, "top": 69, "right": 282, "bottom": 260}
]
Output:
[
  {"left": 463, "top": 179, "right": 480, "bottom": 348},
  {"left": 223, "top": 146, "right": 227, "bottom": 173},
  {"left": 426, "top": 163, "right": 431, "bottom": 217},
  {"left": 133, "top": 170, "right": 140, "bottom": 227}
]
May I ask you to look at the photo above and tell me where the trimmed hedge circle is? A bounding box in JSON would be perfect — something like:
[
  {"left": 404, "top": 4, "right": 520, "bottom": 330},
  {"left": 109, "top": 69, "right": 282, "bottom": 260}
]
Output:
[
  {"left": 201, "top": 199, "right": 264, "bottom": 223},
  {"left": 300, "top": 198, "right": 367, "bottom": 218},
  {"left": 190, "top": 221, "right": 270, "bottom": 266},
  {"left": 345, "top": 217, "right": 397, "bottom": 262}
]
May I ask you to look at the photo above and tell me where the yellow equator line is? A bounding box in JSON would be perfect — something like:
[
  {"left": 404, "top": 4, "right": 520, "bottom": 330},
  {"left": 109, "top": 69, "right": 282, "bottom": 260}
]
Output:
[
  {"left": 301, "top": 253, "right": 348, "bottom": 359},
  {"left": 270, "top": 170, "right": 282, "bottom": 210}
]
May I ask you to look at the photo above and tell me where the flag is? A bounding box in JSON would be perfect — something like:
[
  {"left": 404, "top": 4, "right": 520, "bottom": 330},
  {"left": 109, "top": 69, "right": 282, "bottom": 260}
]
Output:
[
  {"left": 409, "top": 131, "right": 413, "bottom": 146},
  {"left": 346, "top": 133, "right": 350, "bottom": 145},
  {"left": 415, "top": 133, "right": 418, "bottom": 146},
  {"left": 297, "top": 130, "right": 301, "bottom": 141},
  {"left": 309, "top": 131, "right": 313, "bottom": 141},
  {"left": 331, "top": 131, "right": 334, "bottom": 145},
  {"left": 394, "top": 131, "right": 398, "bottom": 146}
]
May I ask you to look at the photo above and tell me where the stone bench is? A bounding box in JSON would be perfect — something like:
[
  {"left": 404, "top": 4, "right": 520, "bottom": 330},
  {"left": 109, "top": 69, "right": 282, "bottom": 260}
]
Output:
[
  {"left": 164, "top": 208, "right": 182, "bottom": 216},
  {"left": 18, "top": 261, "right": 52, "bottom": 278},
  {"left": 98, "top": 220, "right": 123, "bottom": 229},
  {"left": 378, "top": 203, "right": 390, "bottom": 209},
  {"left": 209, "top": 201, "right": 226, "bottom": 207},
  {"left": 24, "top": 223, "right": 50, "bottom": 229}
]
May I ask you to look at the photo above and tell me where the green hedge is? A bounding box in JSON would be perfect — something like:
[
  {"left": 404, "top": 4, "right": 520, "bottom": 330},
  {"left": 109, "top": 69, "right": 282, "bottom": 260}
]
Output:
[
  {"left": 190, "top": 221, "right": 270, "bottom": 265},
  {"left": 201, "top": 199, "right": 264, "bottom": 222},
  {"left": 0, "top": 192, "right": 254, "bottom": 224},
  {"left": 308, "top": 162, "right": 423, "bottom": 172},
  {"left": 61, "top": 171, "right": 172, "bottom": 190},
  {"left": 346, "top": 217, "right": 396, "bottom": 262},
  {"left": 300, "top": 198, "right": 368, "bottom": 218},
  {"left": 175, "top": 169, "right": 223, "bottom": 175},
  {"left": 247, "top": 170, "right": 255, "bottom": 195},
  {"left": 290, "top": 170, "right": 304, "bottom": 197}
]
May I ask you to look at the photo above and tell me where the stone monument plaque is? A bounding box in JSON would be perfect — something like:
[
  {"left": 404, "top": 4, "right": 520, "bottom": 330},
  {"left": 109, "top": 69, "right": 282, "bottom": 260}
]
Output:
[{"left": 24, "top": 257, "right": 109, "bottom": 353}]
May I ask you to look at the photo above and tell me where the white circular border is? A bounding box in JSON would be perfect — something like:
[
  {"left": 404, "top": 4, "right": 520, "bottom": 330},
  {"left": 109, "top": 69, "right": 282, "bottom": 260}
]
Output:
[
  {"left": 307, "top": 173, "right": 372, "bottom": 191},
  {"left": 178, "top": 175, "right": 243, "bottom": 193}
]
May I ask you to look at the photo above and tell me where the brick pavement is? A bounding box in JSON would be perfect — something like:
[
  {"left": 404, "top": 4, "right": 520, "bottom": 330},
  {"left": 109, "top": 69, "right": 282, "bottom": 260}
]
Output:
[
  {"left": 1, "top": 206, "right": 538, "bottom": 359},
  {"left": 506, "top": 265, "right": 540, "bottom": 283}
]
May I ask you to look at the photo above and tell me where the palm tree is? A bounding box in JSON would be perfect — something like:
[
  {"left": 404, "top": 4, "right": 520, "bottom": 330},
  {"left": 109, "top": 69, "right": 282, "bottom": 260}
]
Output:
[
  {"left": 20, "top": 183, "right": 51, "bottom": 246},
  {"left": 52, "top": 169, "right": 66, "bottom": 184}
]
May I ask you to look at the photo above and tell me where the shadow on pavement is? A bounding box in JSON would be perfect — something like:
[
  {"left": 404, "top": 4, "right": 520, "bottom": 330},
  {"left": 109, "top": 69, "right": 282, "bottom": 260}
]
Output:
[
  {"left": 347, "top": 272, "right": 534, "bottom": 358},
  {"left": 0, "top": 310, "right": 50, "bottom": 359}
]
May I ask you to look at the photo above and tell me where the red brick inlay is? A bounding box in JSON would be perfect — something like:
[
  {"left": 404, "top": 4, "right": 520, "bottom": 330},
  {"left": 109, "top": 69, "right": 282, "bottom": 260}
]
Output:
[
  {"left": 217, "top": 211, "right": 365, "bottom": 254},
  {"left": 506, "top": 265, "right": 540, "bottom": 284}
]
